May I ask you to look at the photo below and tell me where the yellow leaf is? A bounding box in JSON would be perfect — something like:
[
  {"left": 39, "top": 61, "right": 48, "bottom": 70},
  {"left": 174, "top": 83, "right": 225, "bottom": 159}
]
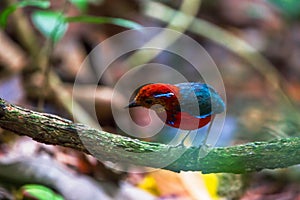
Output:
[
  {"left": 202, "top": 173, "right": 219, "bottom": 199},
  {"left": 137, "top": 175, "right": 160, "bottom": 196}
]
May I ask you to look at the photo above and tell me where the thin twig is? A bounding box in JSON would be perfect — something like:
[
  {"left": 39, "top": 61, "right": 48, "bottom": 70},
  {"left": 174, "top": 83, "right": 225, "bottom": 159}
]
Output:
[{"left": 38, "top": 0, "right": 70, "bottom": 110}]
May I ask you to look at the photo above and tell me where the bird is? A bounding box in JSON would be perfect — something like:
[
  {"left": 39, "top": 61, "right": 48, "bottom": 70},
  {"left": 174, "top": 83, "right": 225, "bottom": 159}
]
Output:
[{"left": 126, "top": 82, "right": 225, "bottom": 146}]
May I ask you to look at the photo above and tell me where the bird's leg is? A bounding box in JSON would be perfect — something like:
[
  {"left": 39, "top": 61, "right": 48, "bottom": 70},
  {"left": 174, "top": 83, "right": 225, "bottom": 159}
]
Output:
[
  {"left": 178, "top": 131, "right": 191, "bottom": 147},
  {"left": 168, "top": 130, "right": 190, "bottom": 148},
  {"left": 166, "top": 131, "right": 189, "bottom": 154},
  {"left": 198, "top": 116, "right": 215, "bottom": 158}
]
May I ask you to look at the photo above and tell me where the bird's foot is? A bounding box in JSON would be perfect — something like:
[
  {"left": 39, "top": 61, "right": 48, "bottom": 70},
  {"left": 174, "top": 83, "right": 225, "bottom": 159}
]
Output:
[
  {"left": 176, "top": 138, "right": 188, "bottom": 147},
  {"left": 165, "top": 143, "right": 186, "bottom": 155},
  {"left": 168, "top": 131, "right": 191, "bottom": 148},
  {"left": 166, "top": 139, "right": 189, "bottom": 154},
  {"left": 167, "top": 141, "right": 185, "bottom": 151}
]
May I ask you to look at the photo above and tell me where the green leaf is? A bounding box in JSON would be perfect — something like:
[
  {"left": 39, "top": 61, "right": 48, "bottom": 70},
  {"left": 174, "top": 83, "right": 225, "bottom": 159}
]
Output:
[
  {"left": 20, "top": 184, "right": 64, "bottom": 200},
  {"left": 66, "top": 15, "right": 142, "bottom": 29},
  {"left": 69, "top": 0, "right": 88, "bottom": 12},
  {"left": 268, "top": 0, "right": 300, "bottom": 19},
  {"left": 31, "top": 10, "right": 68, "bottom": 42},
  {"left": 0, "top": 0, "right": 50, "bottom": 27}
]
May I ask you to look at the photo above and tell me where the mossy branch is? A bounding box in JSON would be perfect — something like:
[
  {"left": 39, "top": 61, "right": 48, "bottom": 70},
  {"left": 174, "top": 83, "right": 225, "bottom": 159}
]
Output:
[{"left": 0, "top": 98, "right": 299, "bottom": 173}]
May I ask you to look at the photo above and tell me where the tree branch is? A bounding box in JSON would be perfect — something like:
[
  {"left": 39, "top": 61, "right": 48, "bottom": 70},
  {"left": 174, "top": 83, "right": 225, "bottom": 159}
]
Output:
[{"left": 0, "top": 98, "right": 299, "bottom": 173}]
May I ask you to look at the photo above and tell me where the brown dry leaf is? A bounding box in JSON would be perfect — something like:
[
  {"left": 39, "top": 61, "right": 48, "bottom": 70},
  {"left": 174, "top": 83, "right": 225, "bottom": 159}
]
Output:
[
  {"left": 149, "top": 170, "right": 191, "bottom": 199},
  {"left": 55, "top": 149, "right": 94, "bottom": 174},
  {"left": 287, "top": 81, "right": 300, "bottom": 102}
]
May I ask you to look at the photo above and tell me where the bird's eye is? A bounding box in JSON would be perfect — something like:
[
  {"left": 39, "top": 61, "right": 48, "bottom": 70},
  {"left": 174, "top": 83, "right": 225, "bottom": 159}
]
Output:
[{"left": 145, "top": 99, "right": 153, "bottom": 104}]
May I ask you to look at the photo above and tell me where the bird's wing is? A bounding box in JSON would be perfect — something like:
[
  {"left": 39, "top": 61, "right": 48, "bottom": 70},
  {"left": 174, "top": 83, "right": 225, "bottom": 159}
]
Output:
[{"left": 175, "top": 82, "right": 225, "bottom": 118}]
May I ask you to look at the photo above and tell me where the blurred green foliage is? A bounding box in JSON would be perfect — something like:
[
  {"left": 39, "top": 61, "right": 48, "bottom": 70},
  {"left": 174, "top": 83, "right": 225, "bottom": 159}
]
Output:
[
  {"left": 1, "top": 0, "right": 141, "bottom": 43},
  {"left": 0, "top": 0, "right": 50, "bottom": 27},
  {"left": 269, "top": 0, "right": 300, "bottom": 19},
  {"left": 19, "top": 184, "right": 64, "bottom": 200},
  {"left": 31, "top": 10, "right": 67, "bottom": 43}
]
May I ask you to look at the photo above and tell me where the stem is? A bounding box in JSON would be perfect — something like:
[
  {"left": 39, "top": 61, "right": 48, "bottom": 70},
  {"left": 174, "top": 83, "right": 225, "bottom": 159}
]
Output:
[
  {"left": 37, "top": 0, "right": 70, "bottom": 110},
  {"left": 0, "top": 98, "right": 299, "bottom": 173}
]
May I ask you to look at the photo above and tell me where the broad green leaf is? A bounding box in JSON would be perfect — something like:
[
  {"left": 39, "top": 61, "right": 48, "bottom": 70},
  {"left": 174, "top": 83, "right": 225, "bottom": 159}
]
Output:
[
  {"left": 66, "top": 15, "right": 142, "bottom": 29},
  {"left": 0, "top": 0, "right": 50, "bottom": 27},
  {"left": 31, "top": 10, "right": 68, "bottom": 42},
  {"left": 69, "top": 0, "right": 88, "bottom": 12},
  {"left": 268, "top": 0, "right": 300, "bottom": 19},
  {"left": 20, "top": 184, "right": 64, "bottom": 200}
]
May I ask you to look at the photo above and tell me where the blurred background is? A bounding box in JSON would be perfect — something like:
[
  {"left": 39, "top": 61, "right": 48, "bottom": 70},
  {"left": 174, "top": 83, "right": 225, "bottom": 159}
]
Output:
[{"left": 0, "top": 0, "right": 300, "bottom": 199}]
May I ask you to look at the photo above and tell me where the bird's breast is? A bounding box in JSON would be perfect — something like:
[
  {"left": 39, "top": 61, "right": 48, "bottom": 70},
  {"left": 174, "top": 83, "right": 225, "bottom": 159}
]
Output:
[{"left": 156, "top": 110, "right": 211, "bottom": 130}]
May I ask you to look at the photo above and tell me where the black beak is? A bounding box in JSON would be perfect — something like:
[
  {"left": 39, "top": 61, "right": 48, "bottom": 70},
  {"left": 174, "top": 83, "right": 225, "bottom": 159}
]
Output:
[{"left": 124, "top": 100, "right": 140, "bottom": 108}]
